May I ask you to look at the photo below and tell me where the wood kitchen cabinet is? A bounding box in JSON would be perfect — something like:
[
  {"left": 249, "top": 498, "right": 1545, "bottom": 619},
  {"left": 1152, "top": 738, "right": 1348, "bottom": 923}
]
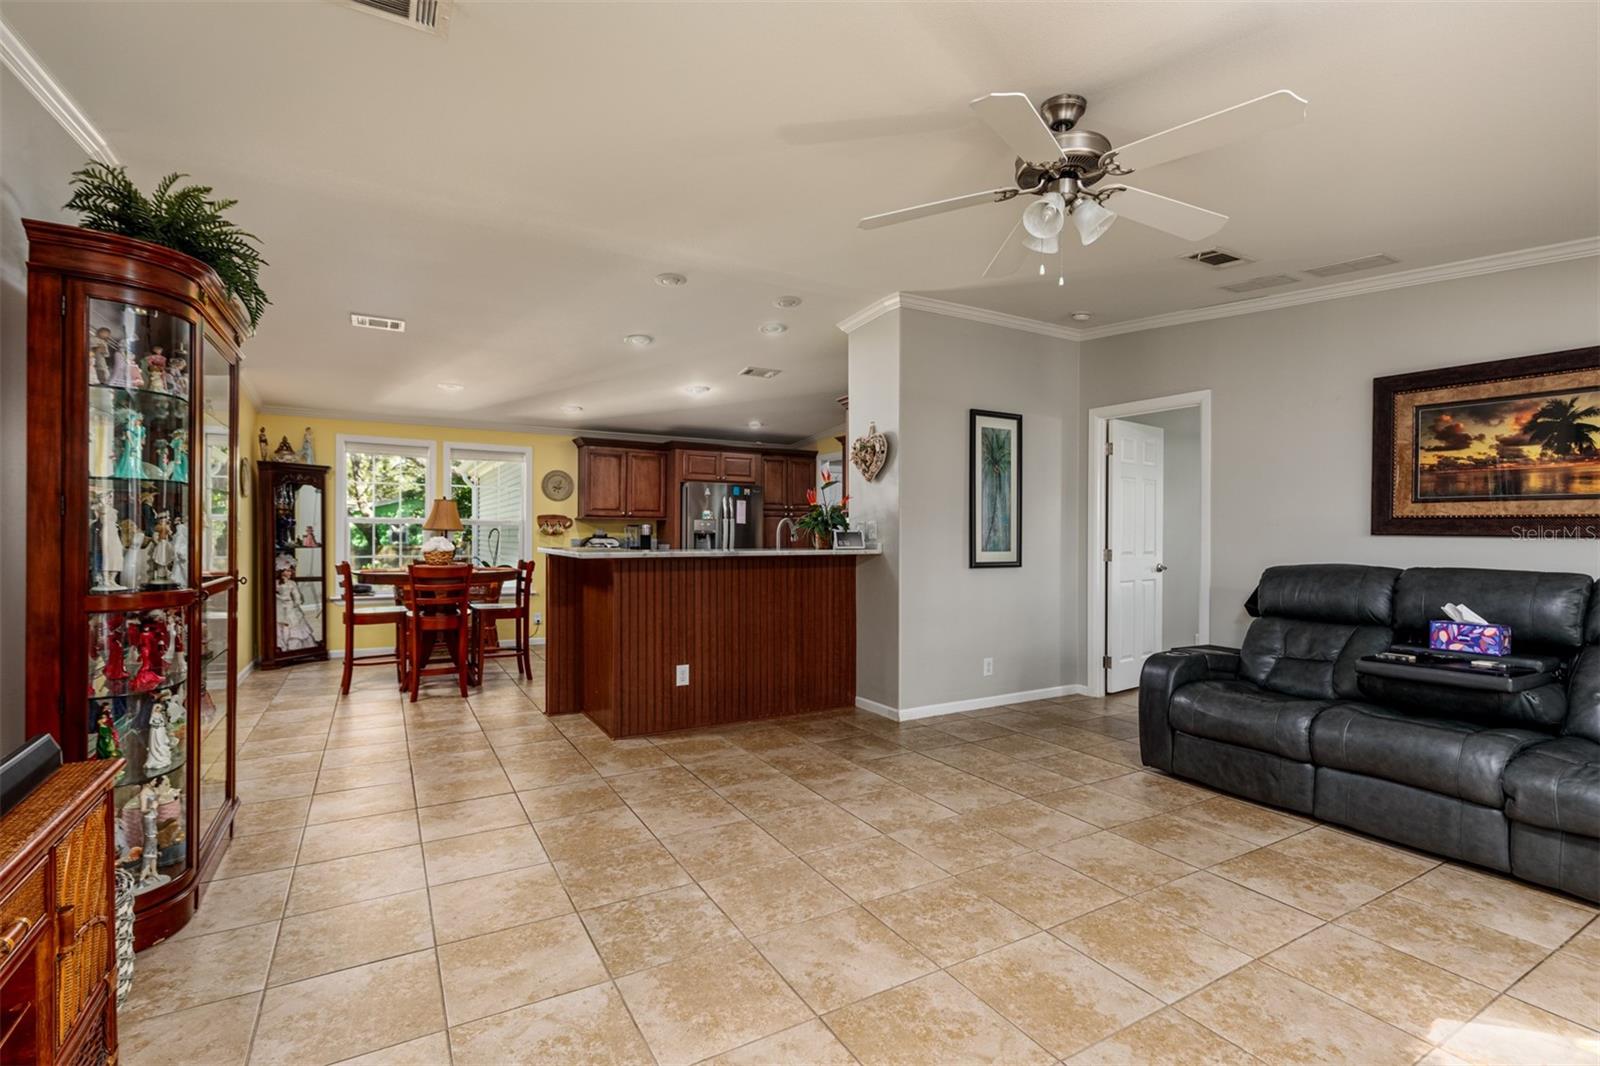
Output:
[
  {"left": 574, "top": 439, "right": 667, "bottom": 520},
  {"left": 760, "top": 452, "right": 820, "bottom": 549},
  {"left": 675, "top": 448, "right": 757, "bottom": 484}
]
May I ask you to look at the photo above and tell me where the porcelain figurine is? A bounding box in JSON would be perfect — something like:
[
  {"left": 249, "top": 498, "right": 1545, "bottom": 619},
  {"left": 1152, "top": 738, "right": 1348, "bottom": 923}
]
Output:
[
  {"left": 153, "top": 439, "right": 172, "bottom": 480},
  {"left": 90, "top": 653, "right": 109, "bottom": 697},
  {"left": 172, "top": 517, "right": 189, "bottom": 578},
  {"left": 145, "top": 702, "right": 174, "bottom": 771},
  {"left": 101, "top": 328, "right": 140, "bottom": 388},
  {"left": 136, "top": 784, "right": 168, "bottom": 887},
  {"left": 276, "top": 562, "right": 316, "bottom": 650},
  {"left": 258, "top": 427, "right": 270, "bottom": 461},
  {"left": 299, "top": 427, "right": 315, "bottom": 464},
  {"left": 131, "top": 621, "right": 163, "bottom": 692},
  {"left": 159, "top": 686, "right": 186, "bottom": 730},
  {"left": 121, "top": 519, "right": 148, "bottom": 590},
  {"left": 113, "top": 410, "right": 146, "bottom": 479},
  {"left": 92, "top": 491, "right": 127, "bottom": 591},
  {"left": 166, "top": 352, "right": 188, "bottom": 397},
  {"left": 168, "top": 428, "right": 189, "bottom": 482},
  {"left": 90, "top": 338, "right": 111, "bottom": 385},
  {"left": 143, "top": 346, "right": 168, "bottom": 392},
  {"left": 148, "top": 514, "right": 177, "bottom": 587},
  {"left": 95, "top": 705, "right": 122, "bottom": 760},
  {"left": 273, "top": 435, "right": 298, "bottom": 462},
  {"left": 300, "top": 525, "right": 319, "bottom": 547},
  {"left": 103, "top": 624, "right": 128, "bottom": 684}
]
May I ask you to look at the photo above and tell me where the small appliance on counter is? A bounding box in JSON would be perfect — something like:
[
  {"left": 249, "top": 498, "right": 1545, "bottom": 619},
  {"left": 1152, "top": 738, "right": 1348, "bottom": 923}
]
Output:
[
  {"left": 682, "top": 482, "right": 763, "bottom": 550},
  {"left": 623, "top": 522, "right": 654, "bottom": 550},
  {"left": 582, "top": 531, "right": 623, "bottom": 549}
]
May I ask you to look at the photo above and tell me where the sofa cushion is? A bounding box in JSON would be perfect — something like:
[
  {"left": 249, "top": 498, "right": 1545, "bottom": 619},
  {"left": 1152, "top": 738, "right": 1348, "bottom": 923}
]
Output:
[
  {"left": 1503, "top": 737, "right": 1600, "bottom": 838},
  {"left": 1587, "top": 587, "right": 1600, "bottom": 645},
  {"left": 1310, "top": 702, "right": 1547, "bottom": 808},
  {"left": 1393, "top": 568, "right": 1594, "bottom": 652},
  {"left": 1251, "top": 564, "right": 1400, "bottom": 625},
  {"left": 1566, "top": 646, "right": 1600, "bottom": 744},
  {"left": 1170, "top": 679, "right": 1332, "bottom": 761},
  {"left": 1240, "top": 617, "right": 1394, "bottom": 700}
]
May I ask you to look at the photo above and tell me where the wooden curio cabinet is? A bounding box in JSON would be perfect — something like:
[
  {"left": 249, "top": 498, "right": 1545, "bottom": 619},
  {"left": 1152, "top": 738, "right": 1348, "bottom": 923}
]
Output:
[
  {"left": 255, "top": 461, "right": 330, "bottom": 668},
  {"left": 24, "top": 220, "right": 245, "bottom": 948}
]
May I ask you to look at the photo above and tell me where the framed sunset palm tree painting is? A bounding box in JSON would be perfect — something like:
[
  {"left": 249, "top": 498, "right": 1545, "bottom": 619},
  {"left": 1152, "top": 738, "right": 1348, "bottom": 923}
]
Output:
[
  {"left": 1372, "top": 347, "right": 1599, "bottom": 536},
  {"left": 970, "top": 409, "right": 1022, "bottom": 566}
]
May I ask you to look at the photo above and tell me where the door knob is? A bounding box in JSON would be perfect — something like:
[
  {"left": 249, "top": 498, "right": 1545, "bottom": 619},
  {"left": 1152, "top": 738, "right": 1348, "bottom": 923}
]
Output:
[{"left": 1154, "top": 563, "right": 1169, "bottom": 572}]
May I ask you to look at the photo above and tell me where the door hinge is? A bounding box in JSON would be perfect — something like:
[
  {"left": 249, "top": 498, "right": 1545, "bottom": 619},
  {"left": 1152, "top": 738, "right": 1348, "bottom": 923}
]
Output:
[
  {"left": 60, "top": 494, "right": 66, "bottom": 517},
  {"left": 1102, "top": 655, "right": 1113, "bottom": 670},
  {"left": 1103, "top": 547, "right": 1113, "bottom": 562},
  {"left": 1105, "top": 440, "right": 1114, "bottom": 456},
  {"left": 61, "top": 295, "right": 67, "bottom": 316}
]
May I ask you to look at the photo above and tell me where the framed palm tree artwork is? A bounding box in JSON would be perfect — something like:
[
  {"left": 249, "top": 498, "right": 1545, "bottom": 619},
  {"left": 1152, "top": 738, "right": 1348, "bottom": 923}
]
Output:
[
  {"left": 1372, "top": 347, "right": 1599, "bottom": 536},
  {"left": 970, "top": 409, "right": 1022, "bottom": 566}
]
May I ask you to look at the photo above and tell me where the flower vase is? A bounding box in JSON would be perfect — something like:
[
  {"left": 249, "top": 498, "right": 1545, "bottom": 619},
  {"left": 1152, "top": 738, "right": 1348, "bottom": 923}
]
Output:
[{"left": 812, "top": 532, "right": 830, "bottom": 550}]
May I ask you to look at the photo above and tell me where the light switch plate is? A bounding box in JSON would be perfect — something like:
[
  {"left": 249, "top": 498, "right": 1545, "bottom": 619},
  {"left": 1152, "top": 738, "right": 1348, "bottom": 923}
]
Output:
[{"left": 675, "top": 664, "right": 690, "bottom": 686}]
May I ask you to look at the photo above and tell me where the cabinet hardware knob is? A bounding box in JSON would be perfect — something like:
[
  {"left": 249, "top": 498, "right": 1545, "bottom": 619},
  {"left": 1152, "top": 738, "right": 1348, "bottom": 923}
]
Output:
[{"left": 0, "top": 916, "right": 32, "bottom": 955}]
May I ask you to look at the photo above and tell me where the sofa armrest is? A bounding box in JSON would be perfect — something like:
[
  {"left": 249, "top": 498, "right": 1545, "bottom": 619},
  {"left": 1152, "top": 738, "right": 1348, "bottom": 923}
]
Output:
[{"left": 1138, "top": 649, "right": 1239, "bottom": 771}]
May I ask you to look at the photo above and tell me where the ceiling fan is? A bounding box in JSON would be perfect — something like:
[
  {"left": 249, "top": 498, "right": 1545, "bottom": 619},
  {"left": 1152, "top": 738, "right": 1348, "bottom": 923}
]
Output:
[{"left": 858, "top": 89, "right": 1307, "bottom": 277}]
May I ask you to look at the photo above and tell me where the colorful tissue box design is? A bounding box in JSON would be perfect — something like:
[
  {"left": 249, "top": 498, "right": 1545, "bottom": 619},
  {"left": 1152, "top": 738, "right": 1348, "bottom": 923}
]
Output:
[{"left": 1429, "top": 621, "right": 1511, "bottom": 656}]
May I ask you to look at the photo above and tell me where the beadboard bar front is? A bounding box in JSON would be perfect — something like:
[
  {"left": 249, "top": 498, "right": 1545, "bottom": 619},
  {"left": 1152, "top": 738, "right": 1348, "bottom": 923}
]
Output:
[{"left": 542, "top": 550, "right": 864, "bottom": 737}]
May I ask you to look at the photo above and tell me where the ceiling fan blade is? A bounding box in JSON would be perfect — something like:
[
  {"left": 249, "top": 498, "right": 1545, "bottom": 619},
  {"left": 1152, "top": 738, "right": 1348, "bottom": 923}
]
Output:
[
  {"left": 1099, "top": 185, "right": 1229, "bottom": 241},
  {"left": 1108, "top": 89, "right": 1307, "bottom": 174},
  {"left": 858, "top": 187, "right": 1018, "bottom": 230},
  {"left": 970, "top": 92, "right": 1064, "bottom": 166},
  {"left": 982, "top": 219, "right": 1029, "bottom": 278}
]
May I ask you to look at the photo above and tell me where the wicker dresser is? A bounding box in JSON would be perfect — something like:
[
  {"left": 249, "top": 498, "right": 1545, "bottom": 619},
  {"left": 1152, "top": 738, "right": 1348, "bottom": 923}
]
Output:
[{"left": 1, "top": 760, "right": 123, "bottom": 1066}]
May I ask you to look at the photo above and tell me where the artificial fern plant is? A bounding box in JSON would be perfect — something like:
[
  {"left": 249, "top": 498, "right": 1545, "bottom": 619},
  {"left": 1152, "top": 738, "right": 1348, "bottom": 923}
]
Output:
[{"left": 65, "top": 162, "right": 269, "bottom": 329}]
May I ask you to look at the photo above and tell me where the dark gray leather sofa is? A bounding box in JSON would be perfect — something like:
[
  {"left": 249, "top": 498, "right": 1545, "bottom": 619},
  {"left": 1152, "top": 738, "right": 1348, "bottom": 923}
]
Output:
[{"left": 1139, "top": 564, "right": 1599, "bottom": 902}]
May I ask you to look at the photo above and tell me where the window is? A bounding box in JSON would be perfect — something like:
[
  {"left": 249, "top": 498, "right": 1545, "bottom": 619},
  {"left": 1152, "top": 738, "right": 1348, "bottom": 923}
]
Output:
[
  {"left": 445, "top": 443, "right": 531, "bottom": 566},
  {"left": 337, "top": 436, "right": 434, "bottom": 572}
]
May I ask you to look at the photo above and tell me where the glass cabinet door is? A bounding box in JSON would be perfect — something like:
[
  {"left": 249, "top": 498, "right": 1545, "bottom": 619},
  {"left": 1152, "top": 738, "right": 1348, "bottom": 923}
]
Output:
[
  {"left": 199, "top": 584, "right": 234, "bottom": 834},
  {"left": 87, "top": 298, "right": 194, "bottom": 594},
  {"left": 201, "top": 334, "right": 234, "bottom": 579},
  {"left": 272, "top": 474, "right": 327, "bottom": 653},
  {"left": 198, "top": 333, "right": 237, "bottom": 838}
]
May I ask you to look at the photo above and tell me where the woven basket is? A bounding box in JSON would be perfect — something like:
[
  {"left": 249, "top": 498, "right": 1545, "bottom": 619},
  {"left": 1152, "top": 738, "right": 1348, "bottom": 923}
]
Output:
[{"left": 422, "top": 549, "right": 455, "bottom": 565}]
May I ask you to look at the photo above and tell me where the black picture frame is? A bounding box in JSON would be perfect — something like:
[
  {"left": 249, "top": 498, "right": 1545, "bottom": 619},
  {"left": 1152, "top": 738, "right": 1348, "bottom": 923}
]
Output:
[
  {"left": 1371, "top": 346, "right": 1599, "bottom": 536},
  {"left": 969, "top": 409, "right": 1023, "bottom": 568}
]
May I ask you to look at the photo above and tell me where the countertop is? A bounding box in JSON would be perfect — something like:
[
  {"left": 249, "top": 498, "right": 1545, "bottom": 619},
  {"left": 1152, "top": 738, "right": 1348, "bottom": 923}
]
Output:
[{"left": 539, "top": 547, "right": 882, "bottom": 559}]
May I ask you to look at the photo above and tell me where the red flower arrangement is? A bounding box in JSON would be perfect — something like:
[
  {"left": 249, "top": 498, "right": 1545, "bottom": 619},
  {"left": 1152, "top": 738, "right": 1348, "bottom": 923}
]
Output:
[{"left": 795, "top": 468, "right": 850, "bottom": 548}]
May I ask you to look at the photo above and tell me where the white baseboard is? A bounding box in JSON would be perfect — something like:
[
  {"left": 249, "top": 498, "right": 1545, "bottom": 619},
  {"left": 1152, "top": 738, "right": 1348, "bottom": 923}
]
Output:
[
  {"left": 237, "top": 659, "right": 257, "bottom": 684},
  {"left": 856, "top": 684, "right": 1091, "bottom": 722}
]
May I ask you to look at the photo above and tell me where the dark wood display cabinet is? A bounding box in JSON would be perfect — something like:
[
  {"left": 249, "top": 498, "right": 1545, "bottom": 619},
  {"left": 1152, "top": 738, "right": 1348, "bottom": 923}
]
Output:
[
  {"left": 24, "top": 219, "right": 244, "bottom": 949},
  {"left": 256, "top": 461, "right": 330, "bottom": 668},
  {"left": 574, "top": 439, "right": 667, "bottom": 520}
]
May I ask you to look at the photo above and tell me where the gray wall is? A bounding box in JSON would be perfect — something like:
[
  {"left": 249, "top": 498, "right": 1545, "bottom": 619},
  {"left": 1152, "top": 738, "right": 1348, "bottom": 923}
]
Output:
[
  {"left": 1, "top": 70, "right": 86, "bottom": 755},
  {"left": 847, "top": 311, "right": 901, "bottom": 708},
  {"left": 1081, "top": 256, "right": 1600, "bottom": 649},
  {"left": 1125, "top": 406, "right": 1203, "bottom": 649}
]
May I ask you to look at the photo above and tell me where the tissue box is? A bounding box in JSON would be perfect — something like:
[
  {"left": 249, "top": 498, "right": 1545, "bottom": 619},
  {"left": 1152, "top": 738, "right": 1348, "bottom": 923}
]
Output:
[{"left": 1429, "top": 621, "right": 1511, "bottom": 656}]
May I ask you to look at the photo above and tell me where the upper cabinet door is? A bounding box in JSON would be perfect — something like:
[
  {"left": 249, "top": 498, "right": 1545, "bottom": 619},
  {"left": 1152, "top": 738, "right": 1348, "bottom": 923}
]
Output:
[
  {"left": 624, "top": 450, "right": 667, "bottom": 518},
  {"left": 788, "top": 456, "right": 816, "bottom": 507},
  {"left": 581, "top": 448, "right": 627, "bottom": 517},
  {"left": 761, "top": 456, "right": 789, "bottom": 507},
  {"left": 680, "top": 450, "right": 720, "bottom": 481},
  {"left": 719, "top": 453, "right": 758, "bottom": 483}
]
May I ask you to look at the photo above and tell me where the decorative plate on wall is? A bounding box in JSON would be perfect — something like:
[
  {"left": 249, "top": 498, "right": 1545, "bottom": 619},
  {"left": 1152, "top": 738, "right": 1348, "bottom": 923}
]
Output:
[
  {"left": 239, "top": 458, "right": 250, "bottom": 496},
  {"left": 542, "top": 469, "right": 575, "bottom": 501}
]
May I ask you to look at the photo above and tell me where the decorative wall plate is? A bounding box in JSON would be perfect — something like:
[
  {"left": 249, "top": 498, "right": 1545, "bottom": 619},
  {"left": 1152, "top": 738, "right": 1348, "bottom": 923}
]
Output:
[
  {"left": 542, "top": 469, "right": 574, "bottom": 501},
  {"left": 239, "top": 458, "right": 250, "bottom": 496},
  {"left": 851, "top": 422, "right": 889, "bottom": 482}
]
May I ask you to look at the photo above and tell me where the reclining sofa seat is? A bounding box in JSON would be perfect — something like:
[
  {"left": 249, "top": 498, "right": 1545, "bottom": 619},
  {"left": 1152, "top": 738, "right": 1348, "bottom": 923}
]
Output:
[{"left": 1140, "top": 563, "right": 1600, "bottom": 902}]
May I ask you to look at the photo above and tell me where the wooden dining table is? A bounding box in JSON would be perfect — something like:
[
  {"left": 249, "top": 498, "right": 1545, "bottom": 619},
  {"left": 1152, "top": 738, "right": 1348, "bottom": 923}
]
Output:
[{"left": 358, "top": 566, "right": 520, "bottom": 681}]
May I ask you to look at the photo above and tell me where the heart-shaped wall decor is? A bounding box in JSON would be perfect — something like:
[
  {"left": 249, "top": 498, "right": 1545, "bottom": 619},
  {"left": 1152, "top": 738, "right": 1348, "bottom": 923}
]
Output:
[{"left": 851, "top": 422, "right": 889, "bottom": 482}]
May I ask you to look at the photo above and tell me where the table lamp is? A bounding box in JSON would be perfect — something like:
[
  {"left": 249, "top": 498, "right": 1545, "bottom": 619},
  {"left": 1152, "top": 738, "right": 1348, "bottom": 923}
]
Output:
[{"left": 421, "top": 497, "right": 463, "bottom": 564}]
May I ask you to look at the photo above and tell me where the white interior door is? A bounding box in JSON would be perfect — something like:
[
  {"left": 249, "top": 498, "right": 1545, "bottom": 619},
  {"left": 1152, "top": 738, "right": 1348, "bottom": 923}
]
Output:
[{"left": 1106, "top": 419, "right": 1165, "bottom": 692}]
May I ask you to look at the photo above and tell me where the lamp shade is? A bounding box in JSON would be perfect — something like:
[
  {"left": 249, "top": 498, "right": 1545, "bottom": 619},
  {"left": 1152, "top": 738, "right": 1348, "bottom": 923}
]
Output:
[
  {"left": 423, "top": 497, "right": 464, "bottom": 533},
  {"left": 1072, "top": 198, "right": 1117, "bottom": 245}
]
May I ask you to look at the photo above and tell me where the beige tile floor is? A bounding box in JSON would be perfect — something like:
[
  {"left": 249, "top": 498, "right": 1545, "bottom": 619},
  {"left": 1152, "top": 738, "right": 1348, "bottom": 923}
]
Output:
[{"left": 120, "top": 655, "right": 1600, "bottom": 1066}]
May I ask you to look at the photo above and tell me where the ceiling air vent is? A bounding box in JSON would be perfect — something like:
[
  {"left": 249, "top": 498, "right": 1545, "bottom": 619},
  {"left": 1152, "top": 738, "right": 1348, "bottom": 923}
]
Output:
[
  {"left": 739, "top": 366, "right": 782, "bottom": 379},
  {"left": 1303, "top": 253, "right": 1400, "bottom": 278},
  {"left": 351, "top": 313, "right": 406, "bottom": 332},
  {"left": 1218, "top": 274, "right": 1301, "bottom": 294},
  {"left": 345, "top": 0, "right": 453, "bottom": 36},
  {"left": 1182, "top": 247, "right": 1253, "bottom": 269}
]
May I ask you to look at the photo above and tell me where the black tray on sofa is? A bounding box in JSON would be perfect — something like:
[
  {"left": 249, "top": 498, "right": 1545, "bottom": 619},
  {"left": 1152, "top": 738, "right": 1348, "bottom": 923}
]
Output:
[{"left": 1355, "top": 649, "right": 1556, "bottom": 693}]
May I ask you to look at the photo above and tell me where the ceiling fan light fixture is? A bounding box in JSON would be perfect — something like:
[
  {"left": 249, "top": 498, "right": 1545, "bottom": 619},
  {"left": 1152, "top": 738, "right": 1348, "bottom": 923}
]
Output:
[
  {"left": 1022, "top": 233, "right": 1059, "bottom": 255},
  {"left": 1021, "top": 192, "right": 1067, "bottom": 241},
  {"left": 1071, "top": 197, "right": 1117, "bottom": 245}
]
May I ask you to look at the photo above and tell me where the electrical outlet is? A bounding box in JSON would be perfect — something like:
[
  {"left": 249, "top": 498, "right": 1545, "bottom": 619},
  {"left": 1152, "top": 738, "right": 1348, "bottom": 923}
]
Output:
[
  {"left": 532, "top": 612, "right": 542, "bottom": 625},
  {"left": 675, "top": 664, "right": 690, "bottom": 686},
  {"left": 982, "top": 657, "right": 994, "bottom": 677}
]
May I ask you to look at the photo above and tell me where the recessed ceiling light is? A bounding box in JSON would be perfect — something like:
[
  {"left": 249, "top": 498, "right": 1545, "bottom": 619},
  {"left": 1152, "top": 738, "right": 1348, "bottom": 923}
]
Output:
[
  {"left": 757, "top": 322, "right": 788, "bottom": 336},
  {"left": 560, "top": 403, "right": 584, "bottom": 414},
  {"left": 683, "top": 385, "right": 711, "bottom": 396},
  {"left": 748, "top": 419, "right": 764, "bottom": 429},
  {"left": 622, "top": 334, "right": 654, "bottom": 348},
  {"left": 774, "top": 295, "right": 802, "bottom": 309},
  {"left": 435, "top": 381, "right": 464, "bottom": 392},
  {"left": 1070, "top": 312, "right": 1093, "bottom": 322},
  {"left": 655, "top": 273, "right": 687, "bottom": 287}
]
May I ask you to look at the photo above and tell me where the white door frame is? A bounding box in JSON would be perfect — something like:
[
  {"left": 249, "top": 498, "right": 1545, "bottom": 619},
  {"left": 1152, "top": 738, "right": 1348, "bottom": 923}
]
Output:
[{"left": 1085, "top": 390, "right": 1213, "bottom": 698}]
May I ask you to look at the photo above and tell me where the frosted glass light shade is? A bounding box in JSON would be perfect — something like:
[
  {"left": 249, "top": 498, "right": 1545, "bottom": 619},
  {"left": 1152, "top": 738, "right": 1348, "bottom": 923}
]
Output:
[{"left": 1072, "top": 198, "right": 1117, "bottom": 245}]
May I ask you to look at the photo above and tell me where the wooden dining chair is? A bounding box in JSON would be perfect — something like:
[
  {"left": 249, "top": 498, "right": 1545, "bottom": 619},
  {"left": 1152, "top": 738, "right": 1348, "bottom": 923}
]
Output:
[
  {"left": 468, "top": 559, "right": 536, "bottom": 684},
  {"left": 336, "top": 561, "right": 409, "bottom": 695},
  {"left": 405, "top": 563, "right": 473, "bottom": 701}
]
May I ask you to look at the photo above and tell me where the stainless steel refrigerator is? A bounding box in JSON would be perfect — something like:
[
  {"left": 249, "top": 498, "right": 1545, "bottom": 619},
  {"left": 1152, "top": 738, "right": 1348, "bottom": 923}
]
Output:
[{"left": 681, "top": 481, "right": 763, "bottom": 550}]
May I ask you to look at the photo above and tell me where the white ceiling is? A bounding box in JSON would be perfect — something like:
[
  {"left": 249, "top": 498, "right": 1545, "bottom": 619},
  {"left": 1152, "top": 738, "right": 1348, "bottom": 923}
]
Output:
[{"left": 5, "top": 1, "right": 1596, "bottom": 441}]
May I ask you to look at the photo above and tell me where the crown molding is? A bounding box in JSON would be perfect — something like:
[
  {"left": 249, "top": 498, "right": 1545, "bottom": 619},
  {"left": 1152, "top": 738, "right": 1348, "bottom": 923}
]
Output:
[
  {"left": 836, "top": 238, "right": 1598, "bottom": 345},
  {"left": 1076, "top": 237, "right": 1600, "bottom": 340},
  {"left": 837, "top": 292, "right": 1086, "bottom": 341},
  {"left": 0, "top": 19, "right": 117, "bottom": 164}
]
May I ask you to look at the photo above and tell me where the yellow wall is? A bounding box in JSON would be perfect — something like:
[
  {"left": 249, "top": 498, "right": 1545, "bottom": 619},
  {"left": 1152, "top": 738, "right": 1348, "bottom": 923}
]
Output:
[{"left": 254, "top": 412, "right": 603, "bottom": 655}]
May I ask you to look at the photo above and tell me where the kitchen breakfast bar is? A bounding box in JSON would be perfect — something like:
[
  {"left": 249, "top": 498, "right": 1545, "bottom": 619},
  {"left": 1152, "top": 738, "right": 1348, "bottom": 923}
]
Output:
[{"left": 540, "top": 547, "right": 880, "bottom": 738}]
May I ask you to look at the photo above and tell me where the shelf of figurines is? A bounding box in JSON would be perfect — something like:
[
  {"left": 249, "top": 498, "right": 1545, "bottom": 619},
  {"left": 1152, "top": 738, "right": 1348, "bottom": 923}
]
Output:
[
  {"left": 89, "top": 386, "right": 191, "bottom": 482},
  {"left": 92, "top": 690, "right": 190, "bottom": 896}
]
